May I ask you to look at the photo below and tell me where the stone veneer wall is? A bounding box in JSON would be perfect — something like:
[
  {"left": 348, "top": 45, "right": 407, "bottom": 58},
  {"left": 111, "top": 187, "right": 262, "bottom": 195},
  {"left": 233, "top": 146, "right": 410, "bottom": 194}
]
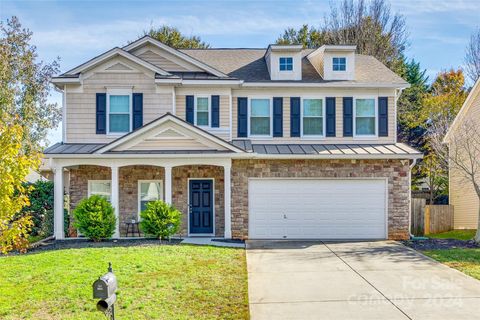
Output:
[
  {"left": 172, "top": 165, "right": 224, "bottom": 237},
  {"left": 231, "top": 159, "right": 410, "bottom": 240},
  {"left": 69, "top": 165, "right": 164, "bottom": 237}
]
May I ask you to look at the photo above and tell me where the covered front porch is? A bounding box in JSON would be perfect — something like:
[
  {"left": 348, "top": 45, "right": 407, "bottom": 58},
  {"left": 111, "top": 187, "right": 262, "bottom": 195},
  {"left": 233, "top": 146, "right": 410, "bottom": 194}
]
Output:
[{"left": 51, "top": 157, "right": 232, "bottom": 239}]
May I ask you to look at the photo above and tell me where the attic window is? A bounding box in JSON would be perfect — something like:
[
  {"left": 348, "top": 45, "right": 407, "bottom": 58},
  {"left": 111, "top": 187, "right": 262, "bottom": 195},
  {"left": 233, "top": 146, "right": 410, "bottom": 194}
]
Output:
[
  {"left": 333, "top": 57, "right": 346, "bottom": 71},
  {"left": 279, "top": 57, "right": 293, "bottom": 71}
]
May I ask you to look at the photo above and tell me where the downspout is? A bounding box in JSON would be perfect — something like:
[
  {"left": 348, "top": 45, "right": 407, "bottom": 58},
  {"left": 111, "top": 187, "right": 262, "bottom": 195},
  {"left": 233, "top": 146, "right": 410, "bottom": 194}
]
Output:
[{"left": 409, "top": 158, "right": 418, "bottom": 239}]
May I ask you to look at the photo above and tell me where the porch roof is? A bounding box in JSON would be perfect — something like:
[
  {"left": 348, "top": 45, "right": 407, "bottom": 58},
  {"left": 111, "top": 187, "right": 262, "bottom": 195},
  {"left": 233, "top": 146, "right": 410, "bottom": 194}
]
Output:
[
  {"left": 231, "top": 140, "right": 422, "bottom": 157},
  {"left": 45, "top": 141, "right": 422, "bottom": 159},
  {"left": 44, "top": 143, "right": 234, "bottom": 155}
]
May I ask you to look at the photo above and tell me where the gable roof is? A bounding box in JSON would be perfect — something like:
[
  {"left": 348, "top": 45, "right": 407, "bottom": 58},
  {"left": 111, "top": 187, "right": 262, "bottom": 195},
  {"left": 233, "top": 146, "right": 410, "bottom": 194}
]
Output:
[
  {"left": 94, "top": 113, "right": 245, "bottom": 154},
  {"left": 123, "top": 36, "right": 230, "bottom": 78},
  {"left": 61, "top": 47, "right": 173, "bottom": 76},
  {"left": 444, "top": 77, "right": 480, "bottom": 142}
]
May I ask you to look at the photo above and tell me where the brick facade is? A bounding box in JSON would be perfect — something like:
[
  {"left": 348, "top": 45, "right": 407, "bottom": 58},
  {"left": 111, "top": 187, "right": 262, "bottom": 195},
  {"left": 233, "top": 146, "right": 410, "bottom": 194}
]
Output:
[
  {"left": 68, "top": 164, "right": 223, "bottom": 237},
  {"left": 230, "top": 159, "right": 410, "bottom": 240},
  {"left": 68, "top": 159, "right": 410, "bottom": 240}
]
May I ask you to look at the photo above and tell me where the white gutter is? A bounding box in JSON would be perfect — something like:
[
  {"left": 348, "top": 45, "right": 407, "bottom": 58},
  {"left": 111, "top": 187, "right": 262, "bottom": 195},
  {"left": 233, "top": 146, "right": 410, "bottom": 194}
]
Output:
[{"left": 241, "top": 82, "right": 410, "bottom": 89}]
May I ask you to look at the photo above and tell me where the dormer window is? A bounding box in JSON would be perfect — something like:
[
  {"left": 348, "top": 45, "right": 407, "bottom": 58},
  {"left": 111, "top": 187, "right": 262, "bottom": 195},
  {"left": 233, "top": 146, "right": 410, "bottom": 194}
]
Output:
[
  {"left": 279, "top": 57, "right": 293, "bottom": 71},
  {"left": 332, "top": 57, "right": 346, "bottom": 71}
]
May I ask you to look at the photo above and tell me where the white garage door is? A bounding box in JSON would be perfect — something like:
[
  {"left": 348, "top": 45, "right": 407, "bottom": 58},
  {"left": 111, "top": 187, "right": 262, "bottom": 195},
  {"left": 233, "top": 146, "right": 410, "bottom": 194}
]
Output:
[{"left": 248, "top": 179, "right": 387, "bottom": 239}]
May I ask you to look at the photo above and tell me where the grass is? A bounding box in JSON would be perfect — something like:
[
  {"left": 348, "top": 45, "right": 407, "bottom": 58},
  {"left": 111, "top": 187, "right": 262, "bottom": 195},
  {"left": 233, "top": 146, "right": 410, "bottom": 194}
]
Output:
[
  {"left": 428, "top": 229, "right": 477, "bottom": 240},
  {"left": 0, "top": 244, "right": 248, "bottom": 320},
  {"left": 423, "top": 248, "right": 480, "bottom": 281}
]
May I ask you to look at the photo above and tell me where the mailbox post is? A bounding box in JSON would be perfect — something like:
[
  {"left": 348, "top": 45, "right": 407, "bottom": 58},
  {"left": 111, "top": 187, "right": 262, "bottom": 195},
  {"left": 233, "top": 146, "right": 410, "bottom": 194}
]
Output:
[{"left": 93, "top": 263, "right": 117, "bottom": 320}]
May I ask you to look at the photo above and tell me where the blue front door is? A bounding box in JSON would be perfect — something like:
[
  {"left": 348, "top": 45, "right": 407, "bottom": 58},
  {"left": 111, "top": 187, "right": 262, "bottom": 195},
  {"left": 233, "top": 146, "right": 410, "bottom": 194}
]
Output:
[{"left": 189, "top": 180, "right": 213, "bottom": 234}]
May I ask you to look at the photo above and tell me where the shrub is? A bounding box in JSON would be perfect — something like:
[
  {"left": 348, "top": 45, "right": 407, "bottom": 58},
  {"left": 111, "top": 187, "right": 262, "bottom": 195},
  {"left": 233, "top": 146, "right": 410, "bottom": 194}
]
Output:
[
  {"left": 140, "top": 200, "right": 181, "bottom": 239},
  {"left": 72, "top": 195, "right": 116, "bottom": 241},
  {"left": 21, "top": 180, "right": 54, "bottom": 238}
]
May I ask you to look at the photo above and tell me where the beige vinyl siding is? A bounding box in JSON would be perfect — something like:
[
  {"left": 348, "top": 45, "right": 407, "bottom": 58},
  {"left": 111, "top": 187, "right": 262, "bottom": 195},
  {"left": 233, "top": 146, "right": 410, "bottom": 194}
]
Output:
[
  {"left": 450, "top": 167, "right": 478, "bottom": 229},
  {"left": 138, "top": 50, "right": 190, "bottom": 72},
  {"left": 232, "top": 97, "right": 238, "bottom": 138},
  {"left": 125, "top": 139, "right": 213, "bottom": 151},
  {"left": 232, "top": 95, "right": 396, "bottom": 144},
  {"left": 66, "top": 72, "right": 172, "bottom": 143},
  {"left": 174, "top": 94, "right": 230, "bottom": 140},
  {"left": 449, "top": 87, "right": 480, "bottom": 229}
]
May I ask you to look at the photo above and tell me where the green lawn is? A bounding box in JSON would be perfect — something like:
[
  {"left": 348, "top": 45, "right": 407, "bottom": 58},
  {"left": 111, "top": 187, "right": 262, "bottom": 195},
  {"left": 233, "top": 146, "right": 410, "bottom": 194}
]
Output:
[
  {"left": 0, "top": 244, "right": 249, "bottom": 320},
  {"left": 428, "top": 229, "right": 477, "bottom": 240},
  {"left": 423, "top": 248, "right": 480, "bottom": 281}
]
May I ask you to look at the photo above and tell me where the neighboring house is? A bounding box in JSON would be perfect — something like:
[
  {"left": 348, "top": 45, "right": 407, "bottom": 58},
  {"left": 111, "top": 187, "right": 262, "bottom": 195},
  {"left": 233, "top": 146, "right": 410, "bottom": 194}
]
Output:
[
  {"left": 444, "top": 78, "right": 480, "bottom": 229},
  {"left": 45, "top": 36, "right": 421, "bottom": 240}
]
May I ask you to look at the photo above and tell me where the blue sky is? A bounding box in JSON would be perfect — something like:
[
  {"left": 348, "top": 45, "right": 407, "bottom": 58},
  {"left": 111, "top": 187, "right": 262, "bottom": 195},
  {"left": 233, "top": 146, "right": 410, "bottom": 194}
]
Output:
[{"left": 1, "top": 0, "right": 479, "bottom": 145}]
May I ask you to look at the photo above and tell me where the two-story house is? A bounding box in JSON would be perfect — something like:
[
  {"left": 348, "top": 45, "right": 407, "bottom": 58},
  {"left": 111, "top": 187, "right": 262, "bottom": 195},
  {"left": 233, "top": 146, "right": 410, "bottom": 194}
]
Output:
[{"left": 46, "top": 36, "right": 422, "bottom": 240}]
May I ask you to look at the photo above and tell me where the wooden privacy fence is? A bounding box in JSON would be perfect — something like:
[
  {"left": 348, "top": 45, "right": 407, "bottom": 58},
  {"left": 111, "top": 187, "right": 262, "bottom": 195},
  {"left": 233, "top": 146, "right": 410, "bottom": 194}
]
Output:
[
  {"left": 411, "top": 199, "right": 454, "bottom": 236},
  {"left": 411, "top": 198, "right": 426, "bottom": 236},
  {"left": 424, "top": 205, "right": 454, "bottom": 235}
]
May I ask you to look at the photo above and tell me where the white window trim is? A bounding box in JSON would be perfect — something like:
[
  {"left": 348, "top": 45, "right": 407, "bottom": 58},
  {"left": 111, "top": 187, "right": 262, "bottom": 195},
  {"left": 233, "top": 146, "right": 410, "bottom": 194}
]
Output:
[
  {"left": 88, "top": 180, "right": 112, "bottom": 198},
  {"left": 137, "top": 180, "right": 164, "bottom": 220},
  {"left": 301, "top": 97, "right": 326, "bottom": 138},
  {"left": 194, "top": 95, "right": 210, "bottom": 128},
  {"left": 353, "top": 96, "right": 378, "bottom": 138},
  {"left": 106, "top": 89, "right": 132, "bottom": 135},
  {"left": 279, "top": 57, "right": 294, "bottom": 72},
  {"left": 332, "top": 57, "right": 347, "bottom": 72},
  {"left": 248, "top": 97, "right": 273, "bottom": 138}
]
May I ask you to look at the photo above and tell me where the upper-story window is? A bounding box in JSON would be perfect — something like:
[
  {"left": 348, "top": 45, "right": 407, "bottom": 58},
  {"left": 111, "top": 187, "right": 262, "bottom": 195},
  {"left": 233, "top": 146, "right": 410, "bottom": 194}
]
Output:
[
  {"left": 195, "top": 96, "right": 209, "bottom": 126},
  {"left": 332, "top": 57, "right": 346, "bottom": 71},
  {"left": 355, "top": 98, "right": 376, "bottom": 136},
  {"left": 302, "top": 98, "right": 324, "bottom": 136},
  {"left": 250, "top": 98, "right": 271, "bottom": 136},
  {"left": 108, "top": 93, "right": 131, "bottom": 133},
  {"left": 279, "top": 57, "right": 293, "bottom": 71}
]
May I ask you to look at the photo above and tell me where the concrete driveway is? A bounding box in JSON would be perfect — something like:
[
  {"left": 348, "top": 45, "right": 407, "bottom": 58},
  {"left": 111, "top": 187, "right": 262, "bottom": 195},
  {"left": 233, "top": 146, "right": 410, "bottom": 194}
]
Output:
[{"left": 246, "top": 241, "right": 480, "bottom": 320}]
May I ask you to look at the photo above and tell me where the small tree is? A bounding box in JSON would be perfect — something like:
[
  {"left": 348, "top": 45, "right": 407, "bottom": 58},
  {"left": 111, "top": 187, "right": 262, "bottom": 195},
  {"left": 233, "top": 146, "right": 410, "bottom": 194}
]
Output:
[
  {"left": 140, "top": 200, "right": 181, "bottom": 240},
  {"left": 72, "top": 195, "right": 116, "bottom": 242},
  {"left": 465, "top": 27, "right": 480, "bottom": 84},
  {"left": 142, "top": 25, "right": 209, "bottom": 49},
  {"left": 429, "top": 117, "right": 480, "bottom": 242}
]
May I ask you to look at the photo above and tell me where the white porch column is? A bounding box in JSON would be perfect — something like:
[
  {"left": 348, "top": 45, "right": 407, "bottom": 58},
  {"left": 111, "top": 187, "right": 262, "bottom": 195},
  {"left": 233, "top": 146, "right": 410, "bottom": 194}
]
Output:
[
  {"left": 224, "top": 164, "right": 232, "bottom": 239},
  {"left": 164, "top": 166, "right": 172, "bottom": 204},
  {"left": 53, "top": 166, "right": 65, "bottom": 240},
  {"left": 111, "top": 165, "right": 120, "bottom": 238}
]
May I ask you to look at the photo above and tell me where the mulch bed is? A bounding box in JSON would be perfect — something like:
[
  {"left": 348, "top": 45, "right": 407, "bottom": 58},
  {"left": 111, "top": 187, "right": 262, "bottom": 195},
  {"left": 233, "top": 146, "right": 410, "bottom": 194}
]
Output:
[{"left": 402, "top": 238, "right": 479, "bottom": 250}]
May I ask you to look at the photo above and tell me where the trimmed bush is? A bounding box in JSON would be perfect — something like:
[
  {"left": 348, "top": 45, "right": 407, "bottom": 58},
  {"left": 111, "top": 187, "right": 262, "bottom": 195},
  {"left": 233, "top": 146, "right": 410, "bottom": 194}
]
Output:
[
  {"left": 72, "top": 195, "right": 116, "bottom": 241},
  {"left": 140, "top": 200, "right": 181, "bottom": 239}
]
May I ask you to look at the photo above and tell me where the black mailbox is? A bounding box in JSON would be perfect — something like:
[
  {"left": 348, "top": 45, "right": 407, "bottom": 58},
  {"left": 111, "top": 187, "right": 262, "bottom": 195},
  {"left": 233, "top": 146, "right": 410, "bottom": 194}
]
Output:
[{"left": 93, "top": 271, "right": 117, "bottom": 299}]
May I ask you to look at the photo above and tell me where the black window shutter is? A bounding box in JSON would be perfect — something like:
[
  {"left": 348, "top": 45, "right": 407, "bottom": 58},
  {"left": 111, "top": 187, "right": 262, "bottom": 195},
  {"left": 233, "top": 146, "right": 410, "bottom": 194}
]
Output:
[
  {"left": 96, "top": 93, "right": 106, "bottom": 134},
  {"left": 326, "top": 97, "right": 336, "bottom": 137},
  {"left": 186, "top": 95, "right": 194, "bottom": 124},
  {"left": 290, "top": 97, "right": 301, "bottom": 137},
  {"left": 273, "top": 97, "right": 283, "bottom": 137},
  {"left": 378, "top": 97, "right": 388, "bottom": 137},
  {"left": 211, "top": 95, "right": 220, "bottom": 128},
  {"left": 237, "top": 97, "right": 248, "bottom": 137},
  {"left": 132, "top": 93, "right": 143, "bottom": 130},
  {"left": 343, "top": 97, "right": 353, "bottom": 137}
]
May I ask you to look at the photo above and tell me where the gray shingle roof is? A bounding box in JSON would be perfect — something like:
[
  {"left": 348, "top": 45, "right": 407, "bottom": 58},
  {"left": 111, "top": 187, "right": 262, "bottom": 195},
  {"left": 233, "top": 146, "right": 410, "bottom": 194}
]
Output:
[{"left": 180, "top": 49, "right": 407, "bottom": 85}]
